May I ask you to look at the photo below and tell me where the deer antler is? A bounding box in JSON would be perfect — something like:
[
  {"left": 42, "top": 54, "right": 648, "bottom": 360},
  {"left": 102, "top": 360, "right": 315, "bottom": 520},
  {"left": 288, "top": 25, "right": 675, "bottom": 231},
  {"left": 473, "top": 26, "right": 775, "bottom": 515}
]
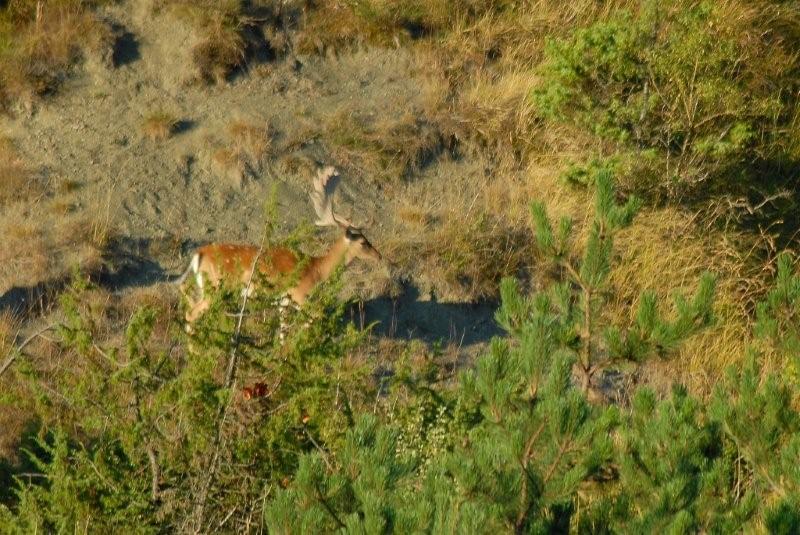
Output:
[{"left": 311, "top": 166, "right": 351, "bottom": 228}]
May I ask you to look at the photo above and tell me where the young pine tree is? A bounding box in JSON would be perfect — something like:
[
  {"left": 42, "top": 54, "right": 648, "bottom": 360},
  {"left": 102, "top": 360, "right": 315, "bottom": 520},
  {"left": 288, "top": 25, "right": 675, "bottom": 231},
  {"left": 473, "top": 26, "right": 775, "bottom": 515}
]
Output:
[{"left": 498, "top": 169, "right": 715, "bottom": 400}]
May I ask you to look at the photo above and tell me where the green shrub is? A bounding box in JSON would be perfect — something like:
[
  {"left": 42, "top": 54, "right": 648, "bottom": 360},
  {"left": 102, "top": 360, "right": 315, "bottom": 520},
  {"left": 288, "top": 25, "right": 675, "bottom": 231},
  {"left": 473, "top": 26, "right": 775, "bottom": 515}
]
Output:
[
  {"left": 4, "top": 176, "right": 800, "bottom": 532},
  {"left": 270, "top": 215, "right": 800, "bottom": 533},
  {"left": 0, "top": 267, "right": 374, "bottom": 532},
  {"left": 536, "top": 0, "right": 799, "bottom": 195}
]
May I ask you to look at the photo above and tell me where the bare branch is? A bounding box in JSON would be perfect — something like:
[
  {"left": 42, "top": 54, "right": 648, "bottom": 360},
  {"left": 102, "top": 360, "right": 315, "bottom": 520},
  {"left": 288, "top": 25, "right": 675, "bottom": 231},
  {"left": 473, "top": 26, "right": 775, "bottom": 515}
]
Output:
[
  {"left": 0, "top": 322, "right": 59, "bottom": 379},
  {"left": 191, "top": 235, "right": 267, "bottom": 533}
]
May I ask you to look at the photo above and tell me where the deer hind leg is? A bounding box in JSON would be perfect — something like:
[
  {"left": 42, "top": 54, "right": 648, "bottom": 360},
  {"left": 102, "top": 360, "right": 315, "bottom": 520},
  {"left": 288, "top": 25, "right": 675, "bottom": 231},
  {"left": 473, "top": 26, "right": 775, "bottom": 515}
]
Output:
[{"left": 185, "top": 298, "right": 211, "bottom": 333}]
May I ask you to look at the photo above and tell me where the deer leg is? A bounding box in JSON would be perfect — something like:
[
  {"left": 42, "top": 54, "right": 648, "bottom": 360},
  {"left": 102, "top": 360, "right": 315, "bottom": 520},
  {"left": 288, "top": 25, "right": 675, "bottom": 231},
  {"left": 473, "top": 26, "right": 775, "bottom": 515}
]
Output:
[
  {"left": 277, "top": 295, "right": 297, "bottom": 345},
  {"left": 185, "top": 298, "right": 211, "bottom": 329}
]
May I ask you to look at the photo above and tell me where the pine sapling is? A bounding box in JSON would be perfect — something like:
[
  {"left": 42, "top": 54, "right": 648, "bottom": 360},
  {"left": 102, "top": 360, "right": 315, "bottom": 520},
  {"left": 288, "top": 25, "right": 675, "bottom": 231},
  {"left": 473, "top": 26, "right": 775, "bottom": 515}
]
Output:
[{"left": 498, "top": 169, "right": 715, "bottom": 399}]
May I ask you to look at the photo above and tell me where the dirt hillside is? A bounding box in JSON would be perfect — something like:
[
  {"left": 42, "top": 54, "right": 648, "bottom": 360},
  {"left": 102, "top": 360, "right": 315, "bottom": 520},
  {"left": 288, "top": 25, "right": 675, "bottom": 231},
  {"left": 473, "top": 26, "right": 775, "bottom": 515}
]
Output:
[{"left": 0, "top": 0, "right": 502, "bottom": 352}]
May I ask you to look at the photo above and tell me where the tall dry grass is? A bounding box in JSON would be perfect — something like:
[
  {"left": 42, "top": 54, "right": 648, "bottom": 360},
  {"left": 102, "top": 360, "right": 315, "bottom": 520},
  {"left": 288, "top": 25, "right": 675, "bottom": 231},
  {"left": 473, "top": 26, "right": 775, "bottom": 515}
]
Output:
[
  {"left": 154, "top": 0, "right": 258, "bottom": 83},
  {"left": 0, "top": 1, "right": 113, "bottom": 106},
  {"left": 141, "top": 111, "right": 179, "bottom": 142}
]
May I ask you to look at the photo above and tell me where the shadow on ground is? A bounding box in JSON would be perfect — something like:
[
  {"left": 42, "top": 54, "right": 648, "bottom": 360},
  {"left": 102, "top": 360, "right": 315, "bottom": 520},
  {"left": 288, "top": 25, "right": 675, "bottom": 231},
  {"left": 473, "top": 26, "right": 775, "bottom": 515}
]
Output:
[
  {"left": 352, "top": 282, "right": 502, "bottom": 350},
  {"left": 0, "top": 238, "right": 173, "bottom": 317},
  {"left": 2, "top": 242, "right": 503, "bottom": 358},
  {"left": 111, "top": 23, "right": 140, "bottom": 67},
  {"left": 0, "top": 281, "right": 61, "bottom": 317},
  {"left": 96, "top": 237, "right": 189, "bottom": 291}
]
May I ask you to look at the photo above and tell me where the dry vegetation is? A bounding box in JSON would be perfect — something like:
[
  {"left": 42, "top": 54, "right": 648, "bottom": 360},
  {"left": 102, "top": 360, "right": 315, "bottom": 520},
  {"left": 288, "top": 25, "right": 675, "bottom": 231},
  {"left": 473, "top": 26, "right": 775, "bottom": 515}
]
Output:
[
  {"left": 141, "top": 110, "right": 179, "bottom": 141},
  {"left": 227, "top": 118, "right": 272, "bottom": 170},
  {"left": 0, "top": 131, "right": 114, "bottom": 302},
  {"left": 154, "top": 0, "right": 269, "bottom": 84},
  {"left": 1, "top": 1, "right": 800, "bottom": 530},
  {"left": 0, "top": 136, "right": 40, "bottom": 206},
  {"left": 305, "top": 0, "right": 800, "bottom": 386},
  {"left": 0, "top": 0, "right": 114, "bottom": 108},
  {"left": 203, "top": 119, "right": 272, "bottom": 188}
]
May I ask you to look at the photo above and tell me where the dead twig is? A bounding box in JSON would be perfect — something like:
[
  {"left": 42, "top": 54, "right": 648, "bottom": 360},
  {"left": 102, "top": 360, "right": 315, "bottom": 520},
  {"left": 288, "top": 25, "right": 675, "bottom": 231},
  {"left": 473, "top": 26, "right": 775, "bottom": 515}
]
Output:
[{"left": 191, "top": 234, "right": 267, "bottom": 533}]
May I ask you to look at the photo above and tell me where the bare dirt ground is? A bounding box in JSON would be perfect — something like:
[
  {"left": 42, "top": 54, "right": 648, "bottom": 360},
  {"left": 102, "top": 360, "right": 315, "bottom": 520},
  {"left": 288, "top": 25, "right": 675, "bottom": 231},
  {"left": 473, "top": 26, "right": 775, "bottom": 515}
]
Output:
[{"left": 0, "top": 1, "right": 502, "bottom": 353}]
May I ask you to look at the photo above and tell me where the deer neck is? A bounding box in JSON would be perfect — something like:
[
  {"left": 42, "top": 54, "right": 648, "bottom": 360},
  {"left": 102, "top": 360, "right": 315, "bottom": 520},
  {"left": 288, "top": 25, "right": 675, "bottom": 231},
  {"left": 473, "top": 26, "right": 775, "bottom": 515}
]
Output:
[
  {"left": 291, "top": 237, "right": 350, "bottom": 304},
  {"left": 313, "top": 236, "right": 351, "bottom": 281}
]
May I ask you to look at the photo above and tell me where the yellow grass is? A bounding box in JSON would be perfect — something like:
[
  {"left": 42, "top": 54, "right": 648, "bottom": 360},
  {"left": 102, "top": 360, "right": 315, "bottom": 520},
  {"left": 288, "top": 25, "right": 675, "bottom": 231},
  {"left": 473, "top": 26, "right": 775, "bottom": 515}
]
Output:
[
  {"left": 228, "top": 119, "right": 272, "bottom": 170},
  {"left": 610, "top": 208, "right": 766, "bottom": 395},
  {"left": 141, "top": 111, "right": 178, "bottom": 142},
  {"left": 209, "top": 147, "right": 247, "bottom": 188},
  {"left": 0, "top": 2, "right": 112, "bottom": 105},
  {"left": 0, "top": 135, "right": 41, "bottom": 208},
  {"left": 0, "top": 187, "right": 113, "bottom": 293},
  {"left": 158, "top": 0, "right": 248, "bottom": 83}
]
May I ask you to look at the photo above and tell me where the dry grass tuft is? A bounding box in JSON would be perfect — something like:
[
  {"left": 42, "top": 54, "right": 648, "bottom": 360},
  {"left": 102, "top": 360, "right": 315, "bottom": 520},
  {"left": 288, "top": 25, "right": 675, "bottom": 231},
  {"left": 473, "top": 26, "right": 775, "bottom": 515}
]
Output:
[
  {"left": 422, "top": 211, "right": 532, "bottom": 301},
  {"left": 208, "top": 147, "right": 248, "bottom": 188},
  {"left": 0, "top": 184, "right": 115, "bottom": 295},
  {"left": 0, "top": 310, "right": 20, "bottom": 358},
  {"left": 0, "top": 2, "right": 113, "bottom": 106},
  {"left": 117, "top": 284, "right": 179, "bottom": 339},
  {"left": 610, "top": 208, "right": 770, "bottom": 395},
  {"left": 457, "top": 70, "right": 541, "bottom": 156},
  {"left": 228, "top": 119, "right": 272, "bottom": 170},
  {"left": 386, "top": 161, "right": 535, "bottom": 302},
  {"left": 324, "top": 108, "right": 447, "bottom": 182},
  {"left": 0, "top": 220, "right": 51, "bottom": 289},
  {"left": 202, "top": 119, "right": 273, "bottom": 187},
  {"left": 0, "top": 404, "right": 29, "bottom": 462},
  {"left": 192, "top": 19, "right": 246, "bottom": 84},
  {"left": 157, "top": 0, "right": 252, "bottom": 84},
  {"left": 141, "top": 111, "right": 179, "bottom": 142}
]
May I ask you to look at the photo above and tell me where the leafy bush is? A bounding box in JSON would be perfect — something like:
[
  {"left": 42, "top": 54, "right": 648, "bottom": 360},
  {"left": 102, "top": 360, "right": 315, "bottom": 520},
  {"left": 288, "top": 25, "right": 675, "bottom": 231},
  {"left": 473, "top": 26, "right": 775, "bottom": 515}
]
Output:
[
  {"left": 0, "top": 267, "right": 374, "bottom": 532},
  {"left": 536, "top": 0, "right": 800, "bottom": 195}
]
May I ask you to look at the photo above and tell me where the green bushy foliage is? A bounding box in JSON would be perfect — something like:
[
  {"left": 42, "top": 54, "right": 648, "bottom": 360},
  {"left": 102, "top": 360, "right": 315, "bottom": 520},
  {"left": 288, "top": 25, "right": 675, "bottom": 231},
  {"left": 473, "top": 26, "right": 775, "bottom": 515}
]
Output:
[
  {"left": 536, "top": 0, "right": 799, "bottom": 195},
  {"left": 266, "top": 415, "right": 416, "bottom": 533},
  {"left": 268, "top": 174, "right": 799, "bottom": 532},
  {"left": 754, "top": 253, "right": 800, "bottom": 377},
  {"left": 270, "top": 249, "right": 800, "bottom": 533},
  {"left": 609, "top": 386, "right": 753, "bottom": 532},
  {"left": 0, "top": 264, "right": 374, "bottom": 532}
]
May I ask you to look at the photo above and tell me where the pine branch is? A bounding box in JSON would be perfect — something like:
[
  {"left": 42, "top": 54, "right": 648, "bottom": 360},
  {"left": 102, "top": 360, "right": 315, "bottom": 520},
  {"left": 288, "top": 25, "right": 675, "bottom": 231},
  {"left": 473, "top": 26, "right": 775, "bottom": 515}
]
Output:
[
  {"left": 314, "top": 479, "right": 346, "bottom": 529},
  {"left": 543, "top": 439, "right": 570, "bottom": 485},
  {"left": 515, "top": 421, "right": 547, "bottom": 531}
]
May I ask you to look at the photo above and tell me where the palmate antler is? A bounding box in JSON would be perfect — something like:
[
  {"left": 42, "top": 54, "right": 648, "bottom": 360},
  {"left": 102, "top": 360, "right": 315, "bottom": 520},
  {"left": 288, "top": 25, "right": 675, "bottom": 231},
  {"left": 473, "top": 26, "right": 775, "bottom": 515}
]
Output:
[{"left": 310, "top": 166, "right": 352, "bottom": 228}]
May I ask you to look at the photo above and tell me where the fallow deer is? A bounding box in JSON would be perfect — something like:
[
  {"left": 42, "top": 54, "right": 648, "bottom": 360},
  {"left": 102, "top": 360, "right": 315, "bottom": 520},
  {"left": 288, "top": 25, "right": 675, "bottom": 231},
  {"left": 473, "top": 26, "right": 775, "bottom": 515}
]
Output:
[{"left": 177, "top": 166, "right": 382, "bottom": 330}]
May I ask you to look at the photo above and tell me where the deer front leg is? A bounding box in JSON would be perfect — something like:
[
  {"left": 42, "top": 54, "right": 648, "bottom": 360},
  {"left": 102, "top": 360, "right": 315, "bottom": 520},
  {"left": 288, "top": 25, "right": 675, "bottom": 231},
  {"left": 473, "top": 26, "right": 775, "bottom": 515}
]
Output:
[{"left": 277, "top": 295, "right": 301, "bottom": 345}]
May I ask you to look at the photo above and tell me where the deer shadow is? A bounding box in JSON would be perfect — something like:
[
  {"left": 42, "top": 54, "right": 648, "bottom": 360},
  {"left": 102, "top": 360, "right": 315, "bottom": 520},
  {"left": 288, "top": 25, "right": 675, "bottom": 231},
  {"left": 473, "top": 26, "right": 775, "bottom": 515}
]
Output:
[
  {"left": 94, "top": 237, "right": 177, "bottom": 291},
  {"left": 351, "top": 282, "right": 502, "bottom": 350}
]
